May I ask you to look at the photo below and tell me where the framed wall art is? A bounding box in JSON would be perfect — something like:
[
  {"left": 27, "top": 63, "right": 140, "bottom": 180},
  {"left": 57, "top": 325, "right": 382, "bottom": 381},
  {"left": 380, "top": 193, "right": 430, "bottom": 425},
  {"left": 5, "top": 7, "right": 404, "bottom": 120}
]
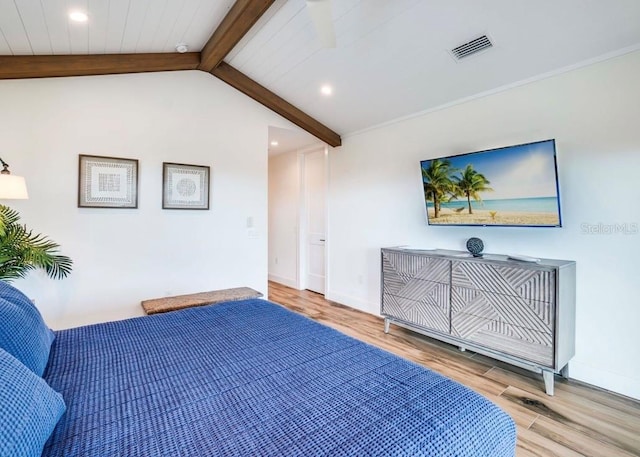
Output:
[
  {"left": 78, "top": 155, "right": 138, "bottom": 208},
  {"left": 162, "top": 162, "right": 210, "bottom": 210}
]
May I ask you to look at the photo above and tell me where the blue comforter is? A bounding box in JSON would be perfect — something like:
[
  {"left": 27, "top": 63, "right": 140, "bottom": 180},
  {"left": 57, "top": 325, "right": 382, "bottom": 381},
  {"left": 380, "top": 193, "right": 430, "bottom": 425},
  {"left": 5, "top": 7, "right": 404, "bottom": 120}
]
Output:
[{"left": 42, "top": 299, "right": 516, "bottom": 456}]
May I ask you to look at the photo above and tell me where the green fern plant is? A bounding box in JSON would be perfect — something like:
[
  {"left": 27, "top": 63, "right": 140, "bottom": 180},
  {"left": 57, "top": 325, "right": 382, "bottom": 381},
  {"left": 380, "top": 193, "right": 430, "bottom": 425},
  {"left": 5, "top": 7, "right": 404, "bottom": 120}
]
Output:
[{"left": 0, "top": 205, "right": 72, "bottom": 282}]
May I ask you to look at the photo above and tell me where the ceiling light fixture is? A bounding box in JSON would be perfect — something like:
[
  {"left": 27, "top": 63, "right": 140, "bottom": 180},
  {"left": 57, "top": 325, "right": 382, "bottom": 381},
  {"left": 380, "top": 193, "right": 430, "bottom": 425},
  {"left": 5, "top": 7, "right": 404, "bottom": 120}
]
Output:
[
  {"left": 175, "top": 44, "right": 189, "bottom": 54},
  {"left": 69, "top": 11, "right": 88, "bottom": 22},
  {"left": 270, "top": 141, "right": 279, "bottom": 146},
  {"left": 320, "top": 85, "right": 333, "bottom": 96}
]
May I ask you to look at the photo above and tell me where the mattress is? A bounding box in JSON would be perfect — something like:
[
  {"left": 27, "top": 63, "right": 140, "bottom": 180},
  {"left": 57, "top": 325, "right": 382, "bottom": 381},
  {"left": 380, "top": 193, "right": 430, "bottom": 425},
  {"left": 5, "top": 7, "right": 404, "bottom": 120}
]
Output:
[{"left": 42, "top": 299, "right": 516, "bottom": 456}]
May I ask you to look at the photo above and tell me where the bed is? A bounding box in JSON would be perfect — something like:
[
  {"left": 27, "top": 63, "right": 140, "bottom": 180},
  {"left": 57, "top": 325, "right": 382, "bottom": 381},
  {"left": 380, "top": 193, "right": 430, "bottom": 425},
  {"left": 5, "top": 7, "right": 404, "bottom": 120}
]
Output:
[{"left": 0, "top": 283, "right": 516, "bottom": 456}]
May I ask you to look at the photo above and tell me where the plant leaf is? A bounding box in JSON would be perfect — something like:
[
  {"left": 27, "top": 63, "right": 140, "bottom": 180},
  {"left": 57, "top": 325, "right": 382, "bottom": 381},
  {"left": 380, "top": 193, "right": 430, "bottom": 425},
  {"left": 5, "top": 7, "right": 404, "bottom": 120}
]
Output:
[{"left": 0, "top": 205, "right": 73, "bottom": 282}]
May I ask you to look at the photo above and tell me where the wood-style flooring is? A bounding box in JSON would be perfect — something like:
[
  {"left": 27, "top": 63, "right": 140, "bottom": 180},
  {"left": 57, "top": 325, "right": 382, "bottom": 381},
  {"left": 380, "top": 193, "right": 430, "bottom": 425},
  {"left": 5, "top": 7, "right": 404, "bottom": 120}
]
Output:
[{"left": 268, "top": 282, "right": 640, "bottom": 457}]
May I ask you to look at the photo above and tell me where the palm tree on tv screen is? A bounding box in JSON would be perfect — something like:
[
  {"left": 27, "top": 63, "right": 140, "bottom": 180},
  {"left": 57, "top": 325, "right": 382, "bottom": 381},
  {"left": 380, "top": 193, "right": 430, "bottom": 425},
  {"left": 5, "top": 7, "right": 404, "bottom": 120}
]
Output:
[
  {"left": 452, "top": 164, "right": 493, "bottom": 214},
  {"left": 422, "top": 159, "right": 454, "bottom": 218}
]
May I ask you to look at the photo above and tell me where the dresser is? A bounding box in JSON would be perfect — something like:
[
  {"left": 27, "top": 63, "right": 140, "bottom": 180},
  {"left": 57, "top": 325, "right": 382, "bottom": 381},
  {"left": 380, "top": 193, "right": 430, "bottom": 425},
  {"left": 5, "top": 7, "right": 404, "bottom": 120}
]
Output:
[{"left": 380, "top": 247, "right": 576, "bottom": 395}]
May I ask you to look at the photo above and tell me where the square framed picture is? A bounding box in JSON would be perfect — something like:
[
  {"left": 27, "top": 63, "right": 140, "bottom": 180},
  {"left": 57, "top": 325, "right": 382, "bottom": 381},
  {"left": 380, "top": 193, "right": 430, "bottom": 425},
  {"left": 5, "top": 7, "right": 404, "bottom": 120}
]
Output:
[
  {"left": 78, "top": 155, "right": 138, "bottom": 208},
  {"left": 162, "top": 162, "right": 210, "bottom": 210}
]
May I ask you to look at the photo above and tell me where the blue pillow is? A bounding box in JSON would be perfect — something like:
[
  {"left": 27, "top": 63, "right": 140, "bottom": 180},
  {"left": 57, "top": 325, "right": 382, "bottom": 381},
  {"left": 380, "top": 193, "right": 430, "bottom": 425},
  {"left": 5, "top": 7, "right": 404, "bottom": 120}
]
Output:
[
  {"left": 0, "top": 347, "right": 66, "bottom": 457},
  {"left": 0, "top": 281, "right": 55, "bottom": 376}
]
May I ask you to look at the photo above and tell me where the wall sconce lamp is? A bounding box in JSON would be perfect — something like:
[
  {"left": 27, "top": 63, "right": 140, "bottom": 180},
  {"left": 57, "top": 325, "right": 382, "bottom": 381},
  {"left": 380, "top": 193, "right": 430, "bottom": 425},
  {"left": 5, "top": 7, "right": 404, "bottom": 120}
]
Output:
[{"left": 0, "top": 157, "right": 29, "bottom": 199}]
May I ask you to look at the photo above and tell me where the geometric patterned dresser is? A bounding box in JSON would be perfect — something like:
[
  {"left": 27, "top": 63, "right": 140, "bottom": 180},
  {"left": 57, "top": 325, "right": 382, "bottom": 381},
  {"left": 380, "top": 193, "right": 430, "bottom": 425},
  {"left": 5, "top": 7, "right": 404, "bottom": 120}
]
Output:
[{"left": 381, "top": 247, "right": 576, "bottom": 395}]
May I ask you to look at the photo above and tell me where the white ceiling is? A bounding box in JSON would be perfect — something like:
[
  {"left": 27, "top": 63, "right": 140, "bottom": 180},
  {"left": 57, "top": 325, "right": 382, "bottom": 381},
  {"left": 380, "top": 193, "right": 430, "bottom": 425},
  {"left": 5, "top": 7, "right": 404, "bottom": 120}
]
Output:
[
  {"left": 0, "top": 0, "right": 234, "bottom": 55},
  {"left": 230, "top": 0, "right": 640, "bottom": 134},
  {"left": 2, "top": 0, "right": 640, "bottom": 150}
]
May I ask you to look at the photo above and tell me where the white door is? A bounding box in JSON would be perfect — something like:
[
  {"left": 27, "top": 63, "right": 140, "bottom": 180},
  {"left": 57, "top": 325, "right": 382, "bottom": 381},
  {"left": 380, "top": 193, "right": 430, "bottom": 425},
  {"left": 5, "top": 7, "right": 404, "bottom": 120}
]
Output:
[{"left": 304, "top": 148, "right": 326, "bottom": 294}]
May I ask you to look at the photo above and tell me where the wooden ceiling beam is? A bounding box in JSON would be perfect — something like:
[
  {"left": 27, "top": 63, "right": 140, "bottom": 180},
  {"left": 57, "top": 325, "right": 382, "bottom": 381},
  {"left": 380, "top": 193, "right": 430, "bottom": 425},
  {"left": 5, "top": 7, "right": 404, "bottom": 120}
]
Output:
[
  {"left": 200, "top": 0, "right": 342, "bottom": 145},
  {"left": 0, "top": 0, "right": 343, "bottom": 147},
  {"left": 0, "top": 53, "right": 200, "bottom": 80},
  {"left": 198, "top": 0, "right": 276, "bottom": 72},
  {"left": 212, "top": 62, "right": 341, "bottom": 147}
]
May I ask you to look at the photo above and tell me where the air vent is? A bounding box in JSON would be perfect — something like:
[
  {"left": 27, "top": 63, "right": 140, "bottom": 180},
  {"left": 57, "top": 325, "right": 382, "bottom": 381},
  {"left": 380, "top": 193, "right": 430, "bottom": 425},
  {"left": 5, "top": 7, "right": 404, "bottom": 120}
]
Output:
[{"left": 450, "top": 35, "right": 493, "bottom": 60}]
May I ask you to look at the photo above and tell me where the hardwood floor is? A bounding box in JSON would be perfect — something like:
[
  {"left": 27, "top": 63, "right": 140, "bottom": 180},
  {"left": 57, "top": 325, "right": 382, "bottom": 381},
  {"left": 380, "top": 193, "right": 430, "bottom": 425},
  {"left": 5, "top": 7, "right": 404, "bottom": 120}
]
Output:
[{"left": 268, "top": 282, "right": 640, "bottom": 457}]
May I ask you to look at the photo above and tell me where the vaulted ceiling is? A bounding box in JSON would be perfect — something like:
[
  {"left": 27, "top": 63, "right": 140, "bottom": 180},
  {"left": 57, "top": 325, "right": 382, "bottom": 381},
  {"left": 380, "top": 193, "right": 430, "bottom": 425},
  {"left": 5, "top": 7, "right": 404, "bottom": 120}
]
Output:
[{"left": 2, "top": 0, "right": 640, "bottom": 152}]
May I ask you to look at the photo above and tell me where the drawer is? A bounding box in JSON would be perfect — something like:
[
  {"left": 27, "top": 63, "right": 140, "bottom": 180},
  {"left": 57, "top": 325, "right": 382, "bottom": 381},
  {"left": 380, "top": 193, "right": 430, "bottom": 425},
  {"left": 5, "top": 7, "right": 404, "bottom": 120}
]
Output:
[
  {"left": 383, "top": 276, "right": 449, "bottom": 303},
  {"left": 451, "top": 312, "right": 553, "bottom": 367},
  {"left": 451, "top": 261, "right": 555, "bottom": 303},
  {"left": 382, "top": 293, "right": 449, "bottom": 334},
  {"left": 382, "top": 252, "right": 450, "bottom": 295},
  {"left": 451, "top": 286, "right": 554, "bottom": 334}
]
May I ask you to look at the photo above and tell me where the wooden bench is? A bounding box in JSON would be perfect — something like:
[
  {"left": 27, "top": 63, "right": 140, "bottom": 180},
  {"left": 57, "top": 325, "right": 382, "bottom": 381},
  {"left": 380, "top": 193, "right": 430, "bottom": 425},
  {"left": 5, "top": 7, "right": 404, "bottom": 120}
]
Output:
[{"left": 141, "top": 287, "right": 263, "bottom": 315}]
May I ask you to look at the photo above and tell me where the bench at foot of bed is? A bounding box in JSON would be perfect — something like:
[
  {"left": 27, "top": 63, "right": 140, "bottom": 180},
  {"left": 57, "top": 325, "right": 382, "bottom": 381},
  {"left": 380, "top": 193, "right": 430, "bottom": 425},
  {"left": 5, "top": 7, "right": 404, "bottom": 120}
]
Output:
[{"left": 141, "top": 287, "right": 263, "bottom": 315}]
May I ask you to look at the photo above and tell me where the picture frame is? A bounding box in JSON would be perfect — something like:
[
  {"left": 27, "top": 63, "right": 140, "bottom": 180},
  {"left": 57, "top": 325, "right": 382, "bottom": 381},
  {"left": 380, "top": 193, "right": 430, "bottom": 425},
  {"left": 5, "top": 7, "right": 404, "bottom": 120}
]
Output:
[
  {"left": 78, "top": 154, "right": 138, "bottom": 208},
  {"left": 162, "top": 162, "right": 210, "bottom": 210}
]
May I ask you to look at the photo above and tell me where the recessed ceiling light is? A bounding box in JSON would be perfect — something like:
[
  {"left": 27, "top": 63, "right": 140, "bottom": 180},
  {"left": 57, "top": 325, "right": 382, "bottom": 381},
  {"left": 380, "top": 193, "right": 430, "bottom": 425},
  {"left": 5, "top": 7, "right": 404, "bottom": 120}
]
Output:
[
  {"left": 270, "top": 141, "right": 279, "bottom": 146},
  {"left": 175, "top": 44, "right": 189, "bottom": 53},
  {"left": 320, "top": 85, "right": 333, "bottom": 96},
  {"left": 69, "top": 11, "right": 88, "bottom": 22}
]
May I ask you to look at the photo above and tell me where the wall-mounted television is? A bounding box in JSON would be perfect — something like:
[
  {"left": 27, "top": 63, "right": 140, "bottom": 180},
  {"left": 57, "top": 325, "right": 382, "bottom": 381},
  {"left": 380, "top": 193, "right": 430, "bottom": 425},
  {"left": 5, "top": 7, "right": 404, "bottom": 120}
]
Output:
[{"left": 420, "top": 139, "right": 562, "bottom": 227}]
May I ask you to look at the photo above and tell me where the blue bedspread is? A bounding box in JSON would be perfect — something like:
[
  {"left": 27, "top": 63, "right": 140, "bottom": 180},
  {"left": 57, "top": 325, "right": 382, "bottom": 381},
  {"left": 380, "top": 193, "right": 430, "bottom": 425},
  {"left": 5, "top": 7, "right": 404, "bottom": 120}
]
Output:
[{"left": 42, "top": 299, "right": 516, "bottom": 456}]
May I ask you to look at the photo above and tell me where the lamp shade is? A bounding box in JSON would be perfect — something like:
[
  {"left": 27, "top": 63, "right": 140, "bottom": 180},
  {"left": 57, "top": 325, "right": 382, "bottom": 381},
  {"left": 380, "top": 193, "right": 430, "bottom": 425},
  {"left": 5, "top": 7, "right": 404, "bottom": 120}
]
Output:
[{"left": 0, "top": 174, "right": 28, "bottom": 199}]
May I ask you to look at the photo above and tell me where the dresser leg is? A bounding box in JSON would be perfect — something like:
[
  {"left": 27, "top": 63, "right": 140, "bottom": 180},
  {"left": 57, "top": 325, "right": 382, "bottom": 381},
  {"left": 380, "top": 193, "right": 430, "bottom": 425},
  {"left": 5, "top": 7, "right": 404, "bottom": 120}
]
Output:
[
  {"left": 560, "top": 364, "right": 570, "bottom": 379},
  {"left": 543, "top": 370, "right": 555, "bottom": 396},
  {"left": 384, "top": 318, "right": 390, "bottom": 334}
]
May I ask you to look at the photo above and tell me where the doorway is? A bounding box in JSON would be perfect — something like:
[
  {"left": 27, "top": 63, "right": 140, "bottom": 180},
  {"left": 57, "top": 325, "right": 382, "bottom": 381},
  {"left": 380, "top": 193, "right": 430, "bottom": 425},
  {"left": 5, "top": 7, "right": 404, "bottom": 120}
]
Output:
[
  {"left": 301, "top": 147, "right": 327, "bottom": 294},
  {"left": 267, "top": 127, "right": 328, "bottom": 296}
]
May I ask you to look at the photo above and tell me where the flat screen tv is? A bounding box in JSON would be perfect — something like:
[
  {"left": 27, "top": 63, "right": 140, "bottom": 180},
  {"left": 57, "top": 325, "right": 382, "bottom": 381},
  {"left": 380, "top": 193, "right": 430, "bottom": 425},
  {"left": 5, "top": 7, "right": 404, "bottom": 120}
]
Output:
[{"left": 420, "top": 139, "right": 562, "bottom": 227}]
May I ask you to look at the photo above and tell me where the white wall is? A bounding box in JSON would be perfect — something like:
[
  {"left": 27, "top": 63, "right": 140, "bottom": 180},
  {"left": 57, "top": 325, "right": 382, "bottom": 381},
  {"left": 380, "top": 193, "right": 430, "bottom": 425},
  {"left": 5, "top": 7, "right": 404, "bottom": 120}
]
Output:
[
  {"left": 328, "top": 50, "right": 640, "bottom": 399},
  {"left": 268, "top": 151, "right": 299, "bottom": 287},
  {"left": 0, "top": 70, "right": 294, "bottom": 329}
]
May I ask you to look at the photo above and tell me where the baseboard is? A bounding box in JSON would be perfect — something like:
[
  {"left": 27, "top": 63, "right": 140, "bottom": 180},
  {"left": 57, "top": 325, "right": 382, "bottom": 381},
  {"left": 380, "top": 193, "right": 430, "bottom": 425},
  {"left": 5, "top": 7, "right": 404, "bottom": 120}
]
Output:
[
  {"left": 325, "top": 291, "right": 378, "bottom": 317},
  {"left": 267, "top": 274, "right": 298, "bottom": 289},
  {"left": 568, "top": 361, "right": 640, "bottom": 401}
]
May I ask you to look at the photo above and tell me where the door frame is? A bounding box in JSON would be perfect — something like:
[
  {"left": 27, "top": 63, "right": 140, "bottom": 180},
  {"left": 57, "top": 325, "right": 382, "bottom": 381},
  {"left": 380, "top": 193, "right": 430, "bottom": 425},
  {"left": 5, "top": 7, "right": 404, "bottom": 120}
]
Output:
[{"left": 296, "top": 144, "right": 329, "bottom": 295}]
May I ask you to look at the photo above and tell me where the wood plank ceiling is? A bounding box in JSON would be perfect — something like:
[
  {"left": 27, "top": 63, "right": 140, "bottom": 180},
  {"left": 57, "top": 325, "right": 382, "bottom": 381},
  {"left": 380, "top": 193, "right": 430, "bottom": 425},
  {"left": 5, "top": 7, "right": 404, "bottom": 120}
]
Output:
[{"left": 0, "top": 0, "right": 341, "bottom": 147}]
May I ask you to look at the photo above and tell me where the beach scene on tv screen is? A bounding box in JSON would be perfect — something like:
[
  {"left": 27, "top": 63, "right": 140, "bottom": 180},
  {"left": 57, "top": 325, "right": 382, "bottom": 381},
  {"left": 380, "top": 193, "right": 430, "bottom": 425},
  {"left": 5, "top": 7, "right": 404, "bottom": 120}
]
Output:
[{"left": 421, "top": 140, "right": 561, "bottom": 226}]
